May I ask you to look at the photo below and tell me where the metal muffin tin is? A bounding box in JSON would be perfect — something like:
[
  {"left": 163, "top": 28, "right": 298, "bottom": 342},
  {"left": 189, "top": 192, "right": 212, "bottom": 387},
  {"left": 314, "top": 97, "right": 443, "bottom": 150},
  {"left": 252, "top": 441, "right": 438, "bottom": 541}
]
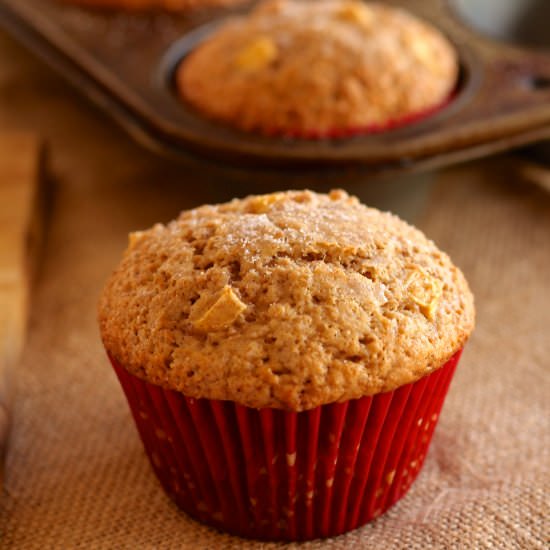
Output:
[{"left": 1, "top": 0, "right": 549, "bottom": 179}]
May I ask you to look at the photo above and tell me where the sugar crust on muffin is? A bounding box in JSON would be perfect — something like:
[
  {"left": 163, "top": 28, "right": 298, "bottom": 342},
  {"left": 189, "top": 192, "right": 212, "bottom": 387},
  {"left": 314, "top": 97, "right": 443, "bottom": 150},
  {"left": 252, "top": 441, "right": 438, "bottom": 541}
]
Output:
[
  {"left": 99, "top": 190, "right": 474, "bottom": 411},
  {"left": 177, "top": 0, "right": 459, "bottom": 135}
]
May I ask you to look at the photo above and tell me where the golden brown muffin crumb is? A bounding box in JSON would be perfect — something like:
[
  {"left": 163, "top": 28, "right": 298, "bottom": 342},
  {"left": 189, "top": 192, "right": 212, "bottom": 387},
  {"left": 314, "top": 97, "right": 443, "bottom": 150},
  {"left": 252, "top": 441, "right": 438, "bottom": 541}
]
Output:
[
  {"left": 177, "top": 0, "right": 458, "bottom": 135},
  {"left": 99, "top": 190, "right": 475, "bottom": 410}
]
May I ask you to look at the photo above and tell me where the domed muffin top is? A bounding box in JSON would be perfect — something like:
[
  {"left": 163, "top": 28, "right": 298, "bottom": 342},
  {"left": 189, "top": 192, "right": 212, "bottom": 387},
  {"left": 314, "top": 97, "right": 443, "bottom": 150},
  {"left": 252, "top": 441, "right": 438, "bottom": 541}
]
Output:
[
  {"left": 177, "top": 0, "right": 458, "bottom": 136},
  {"left": 99, "top": 190, "right": 474, "bottom": 410}
]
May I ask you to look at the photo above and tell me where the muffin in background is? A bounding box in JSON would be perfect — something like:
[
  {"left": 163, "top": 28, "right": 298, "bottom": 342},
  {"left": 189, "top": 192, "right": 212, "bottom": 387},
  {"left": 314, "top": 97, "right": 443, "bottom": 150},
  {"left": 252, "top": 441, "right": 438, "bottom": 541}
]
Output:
[
  {"left": 62, "top": 0, "right": 247, "bottom": 12},
  {"left": 177, "top": 0, "right": 458, "bottom": 137},
  {"left": 99, "top": 190, "right": 475, "bottom": 540}
]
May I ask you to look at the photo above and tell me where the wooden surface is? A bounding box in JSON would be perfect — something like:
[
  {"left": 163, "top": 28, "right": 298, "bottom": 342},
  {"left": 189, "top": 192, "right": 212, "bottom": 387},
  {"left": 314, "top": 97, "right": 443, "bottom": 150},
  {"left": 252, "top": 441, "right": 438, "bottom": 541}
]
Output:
[{"left": 0, "top": 132, "right": 43, "bottom": 486}]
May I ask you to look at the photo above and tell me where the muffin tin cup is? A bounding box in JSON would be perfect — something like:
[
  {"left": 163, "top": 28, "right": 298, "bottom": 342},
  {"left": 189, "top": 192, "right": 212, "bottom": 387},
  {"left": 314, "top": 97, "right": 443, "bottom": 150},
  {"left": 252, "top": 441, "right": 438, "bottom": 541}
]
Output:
[{"left": 109, "top": 349, "right": 462, "bottom": 541}]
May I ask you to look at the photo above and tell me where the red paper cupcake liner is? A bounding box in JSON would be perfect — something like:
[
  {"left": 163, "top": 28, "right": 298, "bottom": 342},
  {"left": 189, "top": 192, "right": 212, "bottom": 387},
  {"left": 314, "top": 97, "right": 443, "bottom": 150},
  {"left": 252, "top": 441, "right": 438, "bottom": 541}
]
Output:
[
  {"left": 262, "top": 95, "right": 454, "bottom": 140},
  {"left": 111, "top": 350, "right": 462, "bottom": 541}
]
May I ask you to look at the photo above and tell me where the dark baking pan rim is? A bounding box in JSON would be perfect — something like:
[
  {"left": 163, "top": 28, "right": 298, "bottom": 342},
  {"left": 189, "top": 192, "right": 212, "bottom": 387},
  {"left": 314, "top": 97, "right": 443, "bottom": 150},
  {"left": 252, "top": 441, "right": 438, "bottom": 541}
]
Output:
[{"left": 1, "top": 0, "right": 550, "bottom": 175}]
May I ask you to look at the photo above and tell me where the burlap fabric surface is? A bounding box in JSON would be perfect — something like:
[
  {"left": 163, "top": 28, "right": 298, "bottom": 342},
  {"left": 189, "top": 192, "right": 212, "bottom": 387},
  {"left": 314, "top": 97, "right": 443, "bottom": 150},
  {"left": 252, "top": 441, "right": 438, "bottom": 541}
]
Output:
[{"left": 0, "top": 31, "right": 548, "bottom": 550}]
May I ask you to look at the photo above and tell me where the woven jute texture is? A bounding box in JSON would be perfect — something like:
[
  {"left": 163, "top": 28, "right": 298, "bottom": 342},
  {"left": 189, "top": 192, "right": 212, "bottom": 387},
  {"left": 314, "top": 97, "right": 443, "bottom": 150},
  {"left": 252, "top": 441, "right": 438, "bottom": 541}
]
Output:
[{"left": 0, "top": 157, "right": 548, "bottom": 549}]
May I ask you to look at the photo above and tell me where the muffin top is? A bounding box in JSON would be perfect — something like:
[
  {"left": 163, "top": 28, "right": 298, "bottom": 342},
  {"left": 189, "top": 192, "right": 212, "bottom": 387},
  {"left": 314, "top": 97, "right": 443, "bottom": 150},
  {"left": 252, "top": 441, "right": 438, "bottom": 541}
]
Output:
[
  {"left": 99, "top": 190, "right": 474, "bottom": 411},
  {"left": 177, "top": 0, "right": 458, "bottom": 136}
]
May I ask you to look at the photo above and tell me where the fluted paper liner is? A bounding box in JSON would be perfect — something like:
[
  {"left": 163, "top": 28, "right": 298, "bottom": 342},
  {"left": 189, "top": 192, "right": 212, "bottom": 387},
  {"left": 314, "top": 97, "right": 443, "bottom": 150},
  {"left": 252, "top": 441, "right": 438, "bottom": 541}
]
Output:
[
  {"left": 111, "top": 350, "right": 461, "bottom": 541},
  {"left": 262, "top": 96, "right": 454, "bottom": 139}
]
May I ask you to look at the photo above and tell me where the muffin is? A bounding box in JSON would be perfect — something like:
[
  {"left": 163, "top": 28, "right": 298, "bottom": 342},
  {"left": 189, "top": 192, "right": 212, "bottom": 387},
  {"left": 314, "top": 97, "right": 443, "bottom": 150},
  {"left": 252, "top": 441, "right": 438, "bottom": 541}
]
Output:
[
  {"left": 62, "top": 0, "right": 246, "bottom": 12},
  {"left": 177, "top": 0, "right": 459, "bottom": 137},
  {"left": 99, "top": 190, "right": 475, "bottom": 540}
]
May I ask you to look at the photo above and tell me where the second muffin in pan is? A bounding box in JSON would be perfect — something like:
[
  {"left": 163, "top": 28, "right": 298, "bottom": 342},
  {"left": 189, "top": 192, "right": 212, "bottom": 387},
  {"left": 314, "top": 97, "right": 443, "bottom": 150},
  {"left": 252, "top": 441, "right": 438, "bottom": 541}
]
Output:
[
  {"left": 177, "top": 0, "right": 459, "bottom": 137},
  {"left": 62, "top": 0, "right": 248, "bottom": 12}
]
